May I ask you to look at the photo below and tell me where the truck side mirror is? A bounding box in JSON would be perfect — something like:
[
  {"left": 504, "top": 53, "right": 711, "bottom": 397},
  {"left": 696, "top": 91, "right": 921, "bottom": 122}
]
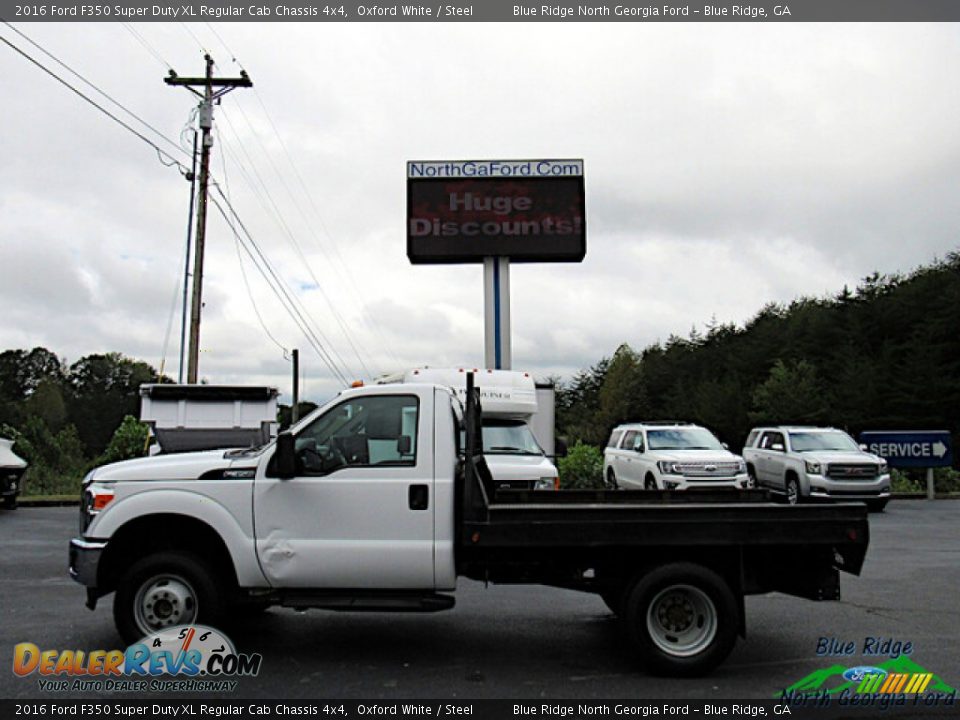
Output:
[
  {"left": 275, "top": 431, "right": 297, "bottom": 479},
  {"left": 771, "top": 442, "right": 785, "bottom": 452},
  {"left": 397, "top": 435, "right": 412, "bottom": 456}
]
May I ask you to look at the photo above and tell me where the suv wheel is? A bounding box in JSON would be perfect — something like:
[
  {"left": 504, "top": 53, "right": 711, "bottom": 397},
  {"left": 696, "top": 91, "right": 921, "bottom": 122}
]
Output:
[
  {"left": 785, "top": 476, "right": 800, "bottom": 505},
  {"left": 606, "top": 468, "right": 618, "bottom": 490},
  {"left": 645, "top": 474, "right": 658, "bottom": 491}
]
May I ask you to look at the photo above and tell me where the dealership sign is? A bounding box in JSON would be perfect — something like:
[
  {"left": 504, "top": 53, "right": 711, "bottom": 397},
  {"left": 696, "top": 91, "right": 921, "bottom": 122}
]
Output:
[
  {"left": 859, "top": 431, "right": 953, "bottom": 469},
  {"left": 407, "top": 159, "right": 585, "bottom": 263}
]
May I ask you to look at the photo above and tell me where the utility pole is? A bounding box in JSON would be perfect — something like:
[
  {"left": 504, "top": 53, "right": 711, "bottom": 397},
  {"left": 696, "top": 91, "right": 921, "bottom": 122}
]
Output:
[
  {"left": 166, "top": 55, "right": 252, "bottom": 383},
  {"left": 291, "top": 349, "right": 300, "bottom": 423}
]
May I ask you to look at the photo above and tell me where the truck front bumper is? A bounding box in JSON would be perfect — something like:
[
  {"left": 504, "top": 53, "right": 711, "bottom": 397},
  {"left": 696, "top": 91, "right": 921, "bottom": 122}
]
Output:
[
  {"left": 807, "top": 474, "right": 891, "bottom": 500},
  {"left": 69, "top": 537, "right": 107, "bottom": 609},
  {"left": 664, "top": 474, "right": 749, "bottom": 491}
]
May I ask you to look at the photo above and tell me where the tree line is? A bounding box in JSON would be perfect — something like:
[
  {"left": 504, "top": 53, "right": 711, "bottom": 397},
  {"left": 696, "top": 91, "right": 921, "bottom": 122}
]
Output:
[
  {"left": 0, "top": 349, "right": 161, "bottom": 494},
  {"left": 555, "top": 252, "right": 960, "bottom": 467},
  {"left": 3, "top": 252, "right": 957, "bottom": 496}
]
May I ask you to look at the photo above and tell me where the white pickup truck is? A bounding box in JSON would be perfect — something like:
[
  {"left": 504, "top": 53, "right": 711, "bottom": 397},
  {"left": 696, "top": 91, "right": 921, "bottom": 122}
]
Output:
[
  {"left": 70, "top": 376, "right": 871, "bottom": 676},
  {"left": 742, "top": 426, "right": 891, "bottom": 511}
]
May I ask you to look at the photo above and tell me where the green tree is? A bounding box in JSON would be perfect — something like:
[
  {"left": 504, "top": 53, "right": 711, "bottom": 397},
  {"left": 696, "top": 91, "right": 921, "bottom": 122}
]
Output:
[
  {"left": 750, "top": 359, "right": 831, "bottom": 425},
  {"left": 100, "top": 415, "right": 150, "bottom": 464},
  {"left": 4, "top": 416, "right": 87, "bottom": 496}
]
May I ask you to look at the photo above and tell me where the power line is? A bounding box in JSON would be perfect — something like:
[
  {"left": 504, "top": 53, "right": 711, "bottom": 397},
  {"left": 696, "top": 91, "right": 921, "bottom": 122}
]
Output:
[
  {"left": 3, "top": 22, "right": 188, "bottom": 161},
  {"left": 120, "top": 22, "right": 173, "bottom": 72},
  {"left": 209, "top": 189, "right": 351, "bottom": 385},
  {"left": 213, "top": 113, "right": 359, "bottom": 378},
  {"left": 251, "top": 86, "right": 402, "bottom": 369},
  {"left": 0, "top": 30, "right": 189, "bottom": 174},
  {"left": 216, "top": 125, "right": 288, "bottom": 355},
  {"left": 212, "top": 183, "right": 352, "bottom": 384},
  {"left": 219, "top": 105, "right": 374, "bottom": 378}
]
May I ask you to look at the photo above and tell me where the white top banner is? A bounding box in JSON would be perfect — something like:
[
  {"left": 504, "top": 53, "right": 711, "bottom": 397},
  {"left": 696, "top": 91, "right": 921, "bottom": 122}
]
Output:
[{"left": 408, "top": 159, "right": 583, "bottom": 179}]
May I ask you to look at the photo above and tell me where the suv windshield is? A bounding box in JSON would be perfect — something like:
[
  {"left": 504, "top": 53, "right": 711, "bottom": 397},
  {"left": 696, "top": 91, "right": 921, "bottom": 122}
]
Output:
[
  {"left": 646, "top": 427, "right": 724, "bottom": 451},
  {"left": 789, "top": 431, "right": 859, "bottom": 452},
  {"left": 475, "top": 420, "right": 544, "bottom": 455}
]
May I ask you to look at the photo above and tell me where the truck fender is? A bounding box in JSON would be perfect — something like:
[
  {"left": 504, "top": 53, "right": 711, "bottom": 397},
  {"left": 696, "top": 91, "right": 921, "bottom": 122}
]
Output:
[{"left": 89, "top": 489, "right": 268, "bottom": 588}]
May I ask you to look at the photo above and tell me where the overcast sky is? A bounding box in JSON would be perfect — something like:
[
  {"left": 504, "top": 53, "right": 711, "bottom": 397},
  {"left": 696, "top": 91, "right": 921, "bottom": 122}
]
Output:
[{"left": 1, "top": 22, "right": 958, "bottom": 404}]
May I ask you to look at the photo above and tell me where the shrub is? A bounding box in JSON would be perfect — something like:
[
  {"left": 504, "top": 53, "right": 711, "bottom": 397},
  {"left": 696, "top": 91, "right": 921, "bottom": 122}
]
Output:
[{"left": 558, "top": 441, "right": 605, "bottom": 489}]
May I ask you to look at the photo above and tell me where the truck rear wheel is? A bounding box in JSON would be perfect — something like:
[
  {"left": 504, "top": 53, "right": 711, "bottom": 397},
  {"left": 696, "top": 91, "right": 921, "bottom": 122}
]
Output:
[
  {"left": 623, "top": 562, "right": 738, "bottom": 677},
  {"left": 113, "top": 551, "right": 225, "bottom": 645}
]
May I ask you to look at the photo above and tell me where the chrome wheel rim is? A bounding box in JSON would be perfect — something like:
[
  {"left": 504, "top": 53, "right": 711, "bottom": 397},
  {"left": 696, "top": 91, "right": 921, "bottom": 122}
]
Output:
[
  {"left": 134, "top": 574, "right": 198, "bottom": 635},
  {"left": 787, "top": 481, "right": 798, "bottom": 504},
  {"left": 646, "top": 584, "right": 718, "bottom": 657}
]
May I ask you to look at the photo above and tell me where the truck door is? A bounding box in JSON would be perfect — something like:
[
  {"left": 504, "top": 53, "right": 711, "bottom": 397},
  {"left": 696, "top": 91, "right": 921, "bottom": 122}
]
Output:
[
  {"left": 757, "top": 430, "right": 786, "bottom": 488},
  {"left": 253, "top": 390, "right": 435, "bottom": 589}
]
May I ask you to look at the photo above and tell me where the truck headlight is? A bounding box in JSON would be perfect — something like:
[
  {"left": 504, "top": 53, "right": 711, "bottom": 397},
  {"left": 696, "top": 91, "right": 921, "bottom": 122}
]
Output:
[
  {"left": 878, "top": 461, "right": 888, "bottom": 474},
  {"left": 658, "top": 461, "right": 681, "bottom": 475},
  {"left": 535, "top": 477, "right": 559, "bottom": 491},
  {"left": 735, "top": 460, "right": 746, "bottom": 474},
  {"left": 804, "top": 460, "right": 822, "bottom": 474}
]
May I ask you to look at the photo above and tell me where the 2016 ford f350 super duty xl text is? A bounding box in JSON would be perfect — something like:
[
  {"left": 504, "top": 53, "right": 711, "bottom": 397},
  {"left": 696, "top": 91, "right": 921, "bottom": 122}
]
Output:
[{"left": 70, "top": 374, "right": 869, "bottom": 676}]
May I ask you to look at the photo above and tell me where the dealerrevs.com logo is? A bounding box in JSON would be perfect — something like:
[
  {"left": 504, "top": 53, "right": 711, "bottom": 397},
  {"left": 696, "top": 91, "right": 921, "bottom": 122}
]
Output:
[{"left": 13, "top": 625, "right": 262, "bottom": 692}]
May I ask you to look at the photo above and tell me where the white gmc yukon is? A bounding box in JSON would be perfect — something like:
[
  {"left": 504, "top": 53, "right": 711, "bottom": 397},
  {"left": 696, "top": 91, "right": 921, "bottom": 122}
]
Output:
[{"left": 742, "top": 426, "right": 891, "bottom": 511}]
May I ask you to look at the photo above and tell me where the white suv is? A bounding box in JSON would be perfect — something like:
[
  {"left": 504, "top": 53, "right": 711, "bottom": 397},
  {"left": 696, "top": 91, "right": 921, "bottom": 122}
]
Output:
[{"left": 603, "top": 422, "right": 749, "bottom": 491}]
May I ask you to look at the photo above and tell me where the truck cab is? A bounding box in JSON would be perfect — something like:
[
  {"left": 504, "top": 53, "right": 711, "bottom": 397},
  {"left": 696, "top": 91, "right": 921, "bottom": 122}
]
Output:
[{"left": 375, "top": 367, "right": 559, "bottom": 491}]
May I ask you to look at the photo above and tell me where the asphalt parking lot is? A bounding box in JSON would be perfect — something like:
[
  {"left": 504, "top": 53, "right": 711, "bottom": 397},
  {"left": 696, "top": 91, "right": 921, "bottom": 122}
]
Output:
[{"left": 1, "top": 501, "right": 958, "bottom": 700}]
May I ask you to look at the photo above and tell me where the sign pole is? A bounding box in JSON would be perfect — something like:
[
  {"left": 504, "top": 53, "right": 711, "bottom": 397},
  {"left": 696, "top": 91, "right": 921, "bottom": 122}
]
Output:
[
  {"left": 926, "top": 467, "right": 935, "bottom": 500},
  {"left": 483, "top": 257, "right": 511, "bottom": 370}
]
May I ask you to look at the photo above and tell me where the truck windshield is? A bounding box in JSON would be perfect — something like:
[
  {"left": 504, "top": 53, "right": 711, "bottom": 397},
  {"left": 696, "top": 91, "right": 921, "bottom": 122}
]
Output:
[
  {"left": 468, "top": 420, "right": 543, "bottom": 455},
  {"left": 789, "top": 431, "right": 859, "bottom": 452},
  {"left": 647, "top": 428, "right": 724, "bottom": 451}
]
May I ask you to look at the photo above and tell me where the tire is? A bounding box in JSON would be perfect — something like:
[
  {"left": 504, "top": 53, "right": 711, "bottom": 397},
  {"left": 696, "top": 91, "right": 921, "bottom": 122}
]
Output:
[
  {"left": 644, "top": 474, "right": 658, "bottom": 491},
  {"left": 746, "top": 466, "right": 757, "bottom": 490},
  {"left": 623, "top": 563, "right": 738, "bottom": 677},
  {"left": 784, "top": 476, "right": 800, "bottom": 505},
  {"left": 866, "top": 499, "right": 888, "bottom": 513},
  {"left": 606, "top": 468, "right": 619, "bottom": 490},
  {"left": 113, "top": 551, "right": 226, "bottom": 645}
]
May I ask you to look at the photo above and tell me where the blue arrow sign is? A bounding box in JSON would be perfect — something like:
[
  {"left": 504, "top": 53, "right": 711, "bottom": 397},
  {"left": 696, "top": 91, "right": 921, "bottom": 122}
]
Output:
[{"left": 859, "top": 430, "right": 954, "bottom": 469}]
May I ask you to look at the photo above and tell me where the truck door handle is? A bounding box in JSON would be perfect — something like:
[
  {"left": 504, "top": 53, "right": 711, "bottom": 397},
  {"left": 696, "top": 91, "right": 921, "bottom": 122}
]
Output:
[{"left": 408, "top": 484, "right": 429, "bottom": 510}]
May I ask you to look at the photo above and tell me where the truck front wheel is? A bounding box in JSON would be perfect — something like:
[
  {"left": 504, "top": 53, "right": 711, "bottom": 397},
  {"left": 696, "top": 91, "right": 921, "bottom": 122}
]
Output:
[
  {"left": 623, "top": 563, "right": 738, "bottom": 677},
  {"left": 113, "top": 551, "right": 225, "bottom": 645}
]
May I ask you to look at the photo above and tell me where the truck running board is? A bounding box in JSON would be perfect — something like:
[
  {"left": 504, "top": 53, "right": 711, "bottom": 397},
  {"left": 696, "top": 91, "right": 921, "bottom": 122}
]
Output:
[{"left": 279, "top": 591, "right": 456, "bottom": 613}]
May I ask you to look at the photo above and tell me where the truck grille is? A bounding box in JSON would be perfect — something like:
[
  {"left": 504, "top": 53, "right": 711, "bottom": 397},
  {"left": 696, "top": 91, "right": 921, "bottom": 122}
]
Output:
[
  {"left": 827, "top": 463, "right": 879, "bottom": 480},
  {"left": 677, "top": 462, "right": 740, "bottom": 478}
]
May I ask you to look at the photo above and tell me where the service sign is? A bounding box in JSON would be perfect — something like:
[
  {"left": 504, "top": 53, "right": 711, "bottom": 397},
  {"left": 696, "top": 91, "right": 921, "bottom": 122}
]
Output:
[
  {"left": 860, "top": 430, "right": 954, "bottom": 469},
  {"left": 407, "top": 159, "right": 585, "bottom": 263}
]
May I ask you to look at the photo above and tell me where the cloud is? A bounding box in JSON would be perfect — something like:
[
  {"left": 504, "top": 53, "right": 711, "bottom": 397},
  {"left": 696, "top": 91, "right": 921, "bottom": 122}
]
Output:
[{"left": 1, "top": 22, "right": 958, "bottom": 404}]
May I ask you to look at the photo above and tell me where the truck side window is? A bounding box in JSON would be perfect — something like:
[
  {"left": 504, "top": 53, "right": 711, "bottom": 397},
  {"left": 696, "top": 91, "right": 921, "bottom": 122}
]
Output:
[
  {"left": 295, "top": 395, "right": 419, "bottom": 474},
  {"left": 759, "top": 432, "right": 784, "bottom": 451}
]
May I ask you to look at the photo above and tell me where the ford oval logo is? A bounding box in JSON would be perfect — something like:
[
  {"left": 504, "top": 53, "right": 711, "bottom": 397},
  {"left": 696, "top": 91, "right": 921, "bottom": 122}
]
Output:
[
  {"left": 704, "top": 465, "right": 717, "bottom": 472},
  {"left": 843, "top": 666, "right": 887, "bottom": 682}
]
